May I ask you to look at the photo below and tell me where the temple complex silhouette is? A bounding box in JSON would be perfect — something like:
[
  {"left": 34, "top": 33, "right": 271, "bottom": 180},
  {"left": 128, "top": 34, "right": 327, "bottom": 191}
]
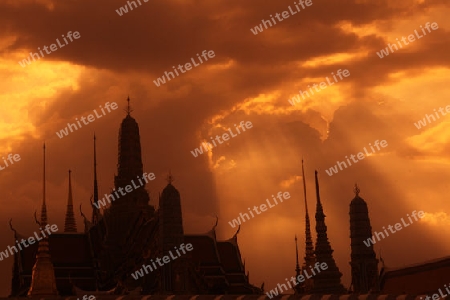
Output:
[{"left": 7, "top": 98, "right": 450, "bottom": 297}]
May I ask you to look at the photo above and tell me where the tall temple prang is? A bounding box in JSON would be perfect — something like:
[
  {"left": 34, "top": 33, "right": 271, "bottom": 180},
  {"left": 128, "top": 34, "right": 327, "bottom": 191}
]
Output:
[
  {"left": 312, "top": 170, "right": 346, "bottom": 294},
  {"left": 349, "top": 184, "right": 379, "bottom": 293},
  {"left": 102, "top": 96, "right": 156, "bottom": 283},
  {"left": 113, "top": 96, "right": 151, "bottom": 208},
  {"left": 158, "top": 173, "right": 189, "bottom": 293}
]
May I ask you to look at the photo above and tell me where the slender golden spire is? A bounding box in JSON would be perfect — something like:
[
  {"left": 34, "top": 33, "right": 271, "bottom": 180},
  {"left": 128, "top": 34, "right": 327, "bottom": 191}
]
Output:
[
  {"left": 41, "top": 143, "right": 47, "bottom": 226},
  {"left": 92, "top": 134, "right": 100, "bottom": 224},
  {"left": 64, "top": 170, "right": 77, "bottom": 232},
  {"left": 299, "top": 159, "right": 315, "bottom": 293},
  {"left": 302, "top": 159, "right": 315, "bottom": 266},
  {"left": 28, "top": 143, "right": 58, "bottom": 296}
]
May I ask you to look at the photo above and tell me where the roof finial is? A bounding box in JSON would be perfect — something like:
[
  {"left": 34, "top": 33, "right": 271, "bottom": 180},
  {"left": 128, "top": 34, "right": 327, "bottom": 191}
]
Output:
[
  {"left": 233, "top": 225, "right": 241, "bottom": 238},
  {"left": 213, "top": 215, "right": 219, "bottom": 229},
  {"left": 34, "top": 210, "right": 41, "bottom": 227},
  {"left": 354, "top": 183, "right": 360, "bottom": 196},
  {"left": 379, "top": 246, "right": 385, "bottom": 267},
  {"left": 167, "top": 170, "right": 174, "bottom": 184},
  {"left": 9, "top": 219, "right": 18, "bottom": 239},
  {"left": 126, "top": 96, "right": 133, "bottom": 115}
]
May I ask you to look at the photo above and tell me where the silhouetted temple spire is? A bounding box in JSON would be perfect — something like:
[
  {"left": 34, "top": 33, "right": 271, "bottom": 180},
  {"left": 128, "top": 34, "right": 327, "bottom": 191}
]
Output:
[
  {"left": 299, "top": 159, "right": 315, "bottom": 293},
  {"left": 102, "top": 97, "right": 153, "bottom": 274},
  {"left": 294, "top": 235, "right": 304, "bottom": 294},
  {"left": 295, "top": 235, "right": 301, "bottom": 277},
  {"left": 312, "top": 170, "right": 345, "bottom": 294},
  {"left": 349, "top": 184, "right": 379, "bottom": 293},
  {"left": 159, "top": 172, "right": 185, "bottom": 292},
  {"left": 92, "top": 134, "right": 100, "bottom": 224},
  {"left": 28, "top": 143, "right": 58, "bottom": 296},
  {"left": 64, "top": 170, "right": 77, "bottom": 233},
  {"left": 41, "top": 143, "right": 47, "bottom": 226},
  {"left": 114, "top": 97, "right": 148, "bottom": 207},
  {"left": 302, "top": 160, "right": 315, "bottom": 266}
]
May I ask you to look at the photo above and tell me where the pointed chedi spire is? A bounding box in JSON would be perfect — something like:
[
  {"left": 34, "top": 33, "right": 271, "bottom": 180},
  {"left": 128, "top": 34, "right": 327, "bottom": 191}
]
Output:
[
  {"left": 159, "top": 172, "right": 185, "bottom": 292},
  {"left": 349, "top": 184, "right": 379, "bottom": 293},
  {"left": 103, "top": 97, "right": 154, "bottom": 272},
  {"left": 295, "top": 234, "right": 301, "bottom": 277},
  {"left": 294, "top": 235, "right": 303, "bottom": 294},
  {"left": 114, "top": 96, "right": 150, "bottom": 208},
  {"left": 41, "top": 143, "right": 47, "bottom": 226},
  {"left": 299, "top": 159, "right": 315, "bottom": 293},
  {"left": 28, "top": 143, "right": 58, "bottom": 296},
  {"left": 311, "top": 170, "right": 346, "bottom": 294},
  {"left": 64, "top": 170, "right": 77, "bottom": 233}
]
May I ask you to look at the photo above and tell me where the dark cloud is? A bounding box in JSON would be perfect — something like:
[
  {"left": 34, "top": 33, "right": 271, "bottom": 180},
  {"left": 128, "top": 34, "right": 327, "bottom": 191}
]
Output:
[{"left": 1, "top": 0, "right": 450, "bottom": 296}]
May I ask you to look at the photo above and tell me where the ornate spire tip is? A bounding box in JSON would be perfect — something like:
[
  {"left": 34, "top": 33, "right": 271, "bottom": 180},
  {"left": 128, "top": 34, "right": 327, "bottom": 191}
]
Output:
[{"left": 354, "top": 183, "right": 360, "bottom": 196}]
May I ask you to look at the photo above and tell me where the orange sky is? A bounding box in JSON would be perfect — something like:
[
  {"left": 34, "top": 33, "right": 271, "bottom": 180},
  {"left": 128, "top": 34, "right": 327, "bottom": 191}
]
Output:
[{"left": 1, "top": 0, "right": 450, "bottom": 296}]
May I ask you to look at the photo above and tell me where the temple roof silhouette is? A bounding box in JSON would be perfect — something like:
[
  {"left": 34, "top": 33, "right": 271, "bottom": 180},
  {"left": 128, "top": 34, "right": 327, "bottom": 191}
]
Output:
[{"left": 10, "top": 98, "right": 260, "bottom": 296}]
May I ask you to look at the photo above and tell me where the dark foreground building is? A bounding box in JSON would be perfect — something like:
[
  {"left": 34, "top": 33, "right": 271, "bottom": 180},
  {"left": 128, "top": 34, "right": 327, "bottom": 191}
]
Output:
[
  {"left": 9, "top": 99, "right": 261, "bottom": 296},
  {"left": 9, "top": 99, "right": 450, "bottom": 297}
]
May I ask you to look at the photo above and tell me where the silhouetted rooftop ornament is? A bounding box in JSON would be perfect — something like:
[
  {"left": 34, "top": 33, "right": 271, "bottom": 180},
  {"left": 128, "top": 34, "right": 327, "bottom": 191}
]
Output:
[
  {"left": 34, "top": 211, "right": 41, "bottom": 227},
  {"left": 167, "top": 170, "right": 174, "bottom": 184},
  {"left": 233, "top": 225, "right": 241, "bottom": 238},
  {"left": 9, "top": 219, "right": 17, "bottom": 238},
  {"left": 125, "top": 96, "right": 133, "bottom": 115},
  {"left": 354, "top": 183, "right": 360, "bottom": 197},
  {"left": 79, "top": 204, "right": 87, "bottom": 220},
  {"left": 213, "top": 215, "right": 218, "bottom": 229}
]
